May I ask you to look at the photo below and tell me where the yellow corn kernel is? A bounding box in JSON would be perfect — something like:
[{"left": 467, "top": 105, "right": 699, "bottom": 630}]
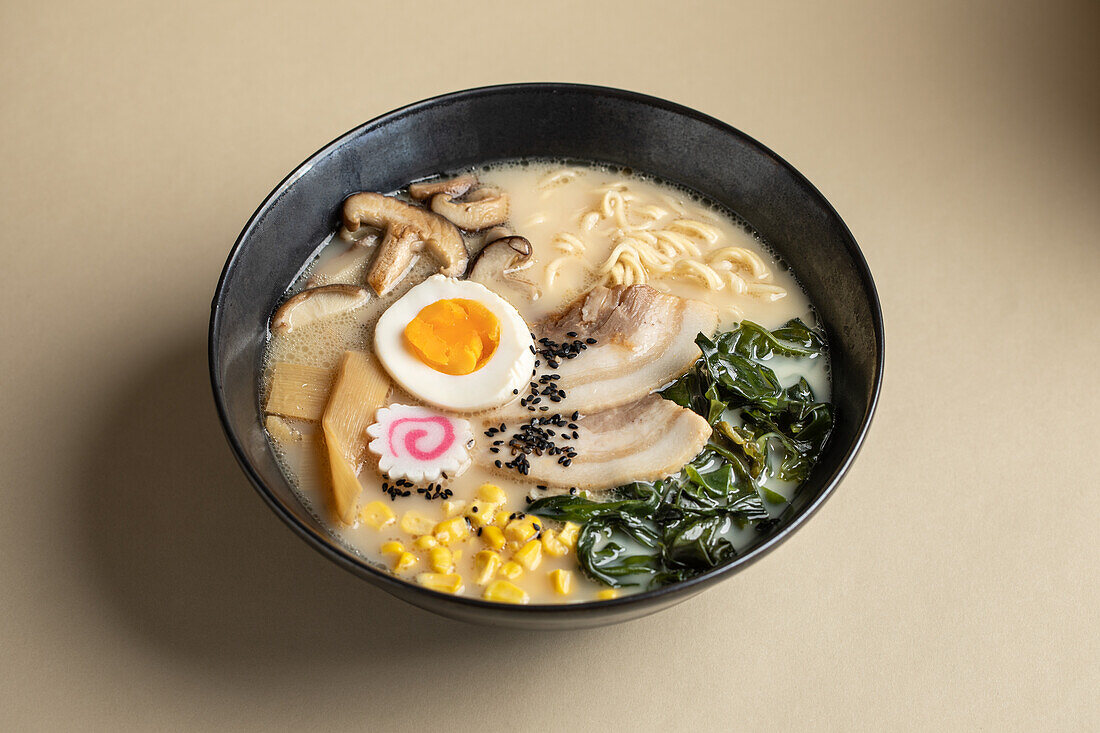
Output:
[
  {"left": 558, "top": 521, "right": 580, "bottom": 549},
  {"left": 505, "top": 514, "right": 542, "bottom": 543},
  {"left": 493, "top": 510, "right": 512, "bottom": 527},
  {"left": 392, "top": 551, "right": 418, "bottom": 573},
  {"left": 434, "top": 516, "right": 471, "bottom": 545},
  {"left": 465, "top": 500, "right": 498, "bottom": 527},
  {"left": 413, "top": 535, "right": 438, "bottom": 551},
  {"left": 416, "top": 572, "right": 463, "bottom": 594},
  {"left": 452, "top": 549, "right": 463, "bottom": 565},
  {"left": 380, "top": 541, "right": 404, "bottom": 555},
  {"left": 474, "top": 550, "right": 502, "bottom": 585},
  {"left": 429, "top": 546, "right": 454, "bottom": 573},
  {"left": 480, "top": 525, "right": 506, "bottom": 550},
  {"left": 505, "top": 540, "right": 523, "bottom": 554},
  {"left": 441, "top": 500, "right": 467, "bottom": 518},
  {"left": 477, "top": 483, "right": 507, "bottom": 504},
  {"left": 499, "top": 561, "right": 523, "bottom": 579},
  {"left": 596, "top": 588, "right": 619, "bottom": 601},
  {"left": 541, "top": 528, "right": 568, "bottom": 557},
  {"left": 400, "top": 510, "right": 436, "bottom": 536},
  {"left": 513, "top": 539, "right": 542, "bottom": 571},
  {"left": 483, "top": 579, "right": 530, "bottom": 604},
  {"left": 359, "top": 500, "right": 395, "bottom": 530},
  {"left": 549, "top": 568, "right": 573, "bottom": 595}
]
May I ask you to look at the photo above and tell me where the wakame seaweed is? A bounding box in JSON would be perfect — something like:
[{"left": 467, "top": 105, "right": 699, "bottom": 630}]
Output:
[{"left": 527, "top": 318, "right": 834, "bottom": 589}]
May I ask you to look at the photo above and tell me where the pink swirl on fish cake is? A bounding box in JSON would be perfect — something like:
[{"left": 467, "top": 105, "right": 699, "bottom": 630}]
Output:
[{"left": 387, "top": 417, "right": 456, "bottom": 461}]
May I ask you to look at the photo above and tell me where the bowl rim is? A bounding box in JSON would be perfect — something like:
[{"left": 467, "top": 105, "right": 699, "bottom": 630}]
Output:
[{"left": 209, "top": 82, "right": 884, "bottom": 615}]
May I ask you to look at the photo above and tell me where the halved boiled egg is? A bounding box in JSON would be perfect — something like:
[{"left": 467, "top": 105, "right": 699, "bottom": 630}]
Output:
[{"left": 374, "top": 275, "right": 535, "bottom": 412}]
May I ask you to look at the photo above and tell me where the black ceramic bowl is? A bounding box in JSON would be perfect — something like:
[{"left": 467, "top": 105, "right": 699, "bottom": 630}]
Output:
[{"left": 210, "top": 83, "right": 883, "bottom": 629}]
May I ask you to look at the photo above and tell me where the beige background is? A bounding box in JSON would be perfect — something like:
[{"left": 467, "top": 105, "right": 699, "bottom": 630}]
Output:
[{"left": 1, "top": 0, "right": 1097, "bottom": 730}]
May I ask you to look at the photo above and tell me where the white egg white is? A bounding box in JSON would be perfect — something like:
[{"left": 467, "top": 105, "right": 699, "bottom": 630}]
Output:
[{"left": 373, "top": 275, "right": 536, "bottom": 412}]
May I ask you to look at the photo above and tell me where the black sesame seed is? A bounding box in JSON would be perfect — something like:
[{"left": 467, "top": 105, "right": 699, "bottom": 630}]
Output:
[
  {"left": 586, "top": 338, "right": 597, "bottom": 344},
  {"left": 494, "top": 460, "right": 502, "bottom": 468}
]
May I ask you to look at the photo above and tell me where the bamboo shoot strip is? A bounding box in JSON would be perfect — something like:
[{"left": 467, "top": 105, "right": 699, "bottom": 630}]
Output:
[
  {"left": 265, "top": 362, "right": 334, "bottom": 421},
  {"left": 264, "top": 421, "right": 332, "bottom": 516},
  {"left": 321, "top": 351, "right": 390, "bottom": 524}
]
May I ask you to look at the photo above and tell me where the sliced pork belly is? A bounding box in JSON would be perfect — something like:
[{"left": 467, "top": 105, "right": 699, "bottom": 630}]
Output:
[
  {"left": 478, "top": 394, "right": 711, "bottom": 490},
  {"left": 494, "top": 285, "right": 718, "bottom": 419}
]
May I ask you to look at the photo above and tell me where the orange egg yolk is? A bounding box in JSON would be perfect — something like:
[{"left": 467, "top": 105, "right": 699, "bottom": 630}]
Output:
[{"left": 404, "top": 298, "right": 501, "bottom": 375}]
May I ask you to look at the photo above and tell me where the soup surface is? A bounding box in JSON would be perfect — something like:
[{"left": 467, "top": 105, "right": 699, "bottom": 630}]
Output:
[{"left": 261, "top": 161, "right": 832, "bottom": 604}]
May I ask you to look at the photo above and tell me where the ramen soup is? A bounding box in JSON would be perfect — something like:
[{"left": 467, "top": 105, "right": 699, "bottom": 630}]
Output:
[{"left": 261, "top": 162, "right": 833, "bottom": 604}]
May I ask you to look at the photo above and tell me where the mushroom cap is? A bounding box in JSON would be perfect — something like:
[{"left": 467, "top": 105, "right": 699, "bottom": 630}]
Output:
[
  {"left": 341, "top": 192, "right": 468, "bottom": 296},
  {"left": 494, "top": 235, "right": 533, "bottom": 259},
  {"left": 468, "top": 235, "right": 539, "bottom": 302},
  {"left": 270, "top": 284, "right": 370, "bottom": 334},
  {"left": 408, "top": 174, "right": 477, "bottom": 202},
  {"left": 430, "top": 188, "right": 510, "bottom": 231},
  {"left": 367, "top": 223, "right": 423, "bottom": 297}
]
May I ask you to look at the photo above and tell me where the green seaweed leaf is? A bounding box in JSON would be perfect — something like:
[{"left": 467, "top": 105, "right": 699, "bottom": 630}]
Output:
[
  {"left": 721, "top": 318, "right": 826, "bottom": 360},
  {"left": 529, "top": 319, "right": 834, "bottom": 590}
]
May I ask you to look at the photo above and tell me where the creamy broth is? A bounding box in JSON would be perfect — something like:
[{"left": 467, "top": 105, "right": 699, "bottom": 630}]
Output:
[{"left": 261, "top": 161, "right": 830, "bottom": 604}]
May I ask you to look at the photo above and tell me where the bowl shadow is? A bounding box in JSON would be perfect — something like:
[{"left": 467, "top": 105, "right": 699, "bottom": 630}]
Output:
[{"left": 77, "top": 325, "right": 565, "bottom": 676}]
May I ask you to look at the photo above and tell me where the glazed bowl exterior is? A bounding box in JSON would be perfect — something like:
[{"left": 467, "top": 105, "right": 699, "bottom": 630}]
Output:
[{"left": 209, "top": 83, "right": 883, "bottom": 629}]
